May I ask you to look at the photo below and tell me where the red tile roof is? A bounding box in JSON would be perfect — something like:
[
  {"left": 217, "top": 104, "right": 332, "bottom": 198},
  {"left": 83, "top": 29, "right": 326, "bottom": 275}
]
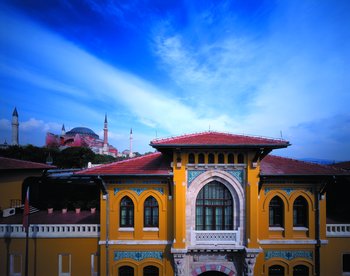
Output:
[
  {"left": 331, "top": 161, "right": 350, "bottom": 170},
  {"left": 261, "top": 155, "right": 348, "bottom": 176},
  {"left": 76, "top": 152, "right": 171, "bottom": 176},
  {"left": 150, "top": 131, "right": 289, "bottom": 148},
  {"left": 0, "top": 157, "right": 56, "bottom": 170}
]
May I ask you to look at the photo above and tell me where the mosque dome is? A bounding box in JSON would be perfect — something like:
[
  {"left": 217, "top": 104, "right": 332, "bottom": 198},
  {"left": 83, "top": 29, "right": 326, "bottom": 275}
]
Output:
[{"left": 66, "top": 127, "right": 99, "bottom": 139}]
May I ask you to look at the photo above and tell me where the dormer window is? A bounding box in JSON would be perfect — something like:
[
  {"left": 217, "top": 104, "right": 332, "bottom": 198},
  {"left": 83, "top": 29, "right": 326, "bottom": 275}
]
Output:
[
  {"left": 237, "top": 153, "right": 244, "bottom": 164},
  {"left": 208, "top": 153, "right": 215, "bottom": 164},
  {"left": 198, "top": 153, "right": 205, "bottom": 163},
  {"left": 188, "top": 153, "right": 195, "bottom": 164},
  {"left": 228, "top": 153, "right": 234, "bottom": 163},
  {"left": 218, "top": 153, "right": 224, "bottom": 163}
]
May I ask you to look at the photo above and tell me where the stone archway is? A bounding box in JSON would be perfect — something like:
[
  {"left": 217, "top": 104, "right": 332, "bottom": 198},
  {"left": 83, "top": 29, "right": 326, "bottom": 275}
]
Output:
[
  {"left": 192, "top": 264, "right": 235, "bottom": 276},
  {"left": 186, "top": 169, "right": 245, "bottom": 246},
  {"left": 199, "top": 272, "right": 227, "bottom": 276}
]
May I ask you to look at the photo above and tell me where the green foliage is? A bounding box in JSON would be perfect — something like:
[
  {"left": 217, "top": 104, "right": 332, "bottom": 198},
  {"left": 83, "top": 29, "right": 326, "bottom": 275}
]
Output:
[
  {"left": 92, "top": 154, "right": 116, "bottom": 164},
  {"left": 54, "top": 147, "right": 95, "bottom": 168},
  {"left": 0, "top": 145, "right": 59, "bottom": 164},
  {"left": 0, "top": 145, "right": 155, "bottom": 169}
]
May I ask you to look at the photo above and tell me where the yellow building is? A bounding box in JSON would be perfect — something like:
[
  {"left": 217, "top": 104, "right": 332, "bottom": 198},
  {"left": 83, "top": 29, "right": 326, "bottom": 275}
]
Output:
[{"left": 1, "top": 131, "right": 349, "bottom": 275}]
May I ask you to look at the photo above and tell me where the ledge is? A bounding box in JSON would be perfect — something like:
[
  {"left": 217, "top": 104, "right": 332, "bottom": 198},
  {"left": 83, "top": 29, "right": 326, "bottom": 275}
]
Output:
[
  {"left": 143, "top": 227, "right": 159, "bottom": 232},
  {"left": 269, "top": 227, "right": 284, "bottom": 231},
  {"left": 118, "top": 227, "right": 134, "bottom": 232}
]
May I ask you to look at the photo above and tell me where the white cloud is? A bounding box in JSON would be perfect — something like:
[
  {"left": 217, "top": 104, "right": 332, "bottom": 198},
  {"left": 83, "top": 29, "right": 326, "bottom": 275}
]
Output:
[{"left": 0, "top": 119, "right": 10, "bottom": 130}]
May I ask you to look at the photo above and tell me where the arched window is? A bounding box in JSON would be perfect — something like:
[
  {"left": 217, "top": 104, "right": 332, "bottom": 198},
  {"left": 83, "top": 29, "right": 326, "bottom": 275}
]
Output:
[
  {"left": 269, "top": 265, "right": 284, "bottom": 276},
  {"left": 188, "top": 153, "right": 195, "bottom": 164},
  {"left": 144, "top": 196, "right": 159, "bottom": 227},
  {"left": 196, "top": 181, "right": 233, "bottom": 230},
  {"left": 218, "top": 153, "right": 225, "bottom": 163},
  {"left": 269, "top": 196, "right": 284, "bottom": 227},
  {"left": 237, "top": 153, "right": 244, "bottom": 164},
  {"left": 208, "top": 153, "right": 215, "bottom": 164},
  {"left": 120, "top": 196, "right": 134, "bottom": 227},
  {"left": 143, "top": 265, "right": 159, "bottom": 276},
  {"left": 293, "top": 265, "right": 309, "bottom": 276},
  {"left": 293, "top": 196, "right": 308, "bottom": 227},
  {"left": 198, "top": 153, "right": 205, "bottom": 163},
  {"left": 228, "top": 153, "right": 234, "bottom": 164},
  {"left": 119, "top": 265, "right": 134, "bottom": 276}
]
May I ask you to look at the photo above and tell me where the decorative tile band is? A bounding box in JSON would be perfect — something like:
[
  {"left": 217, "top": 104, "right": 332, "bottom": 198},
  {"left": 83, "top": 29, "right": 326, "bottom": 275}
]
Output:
[
  {"left": 187, "top": 169, "right": 243, "bottom": 187},
  {"left": 114, "top": 251, "right": 163, "bottom": 261},
  {"left": 264, "top": 250, "right": 313, "bottom": 261},
  {"left": 188, "top": 170, "right": 206, "bottom": 186},
  {"left": 131, "top": 188, "right": 147, "bottom": 195},
  {"left": 264, "top": 187, "right": 312, "bottom": 196},
  {"left": 227, "top": 170, "right": 243, "bottom": 184},
  {"left": 154, "top": 187, "right": 164, "bottom": 195},
  {"left": 114, "top": 187, "right": 164, "bottom": 195}
]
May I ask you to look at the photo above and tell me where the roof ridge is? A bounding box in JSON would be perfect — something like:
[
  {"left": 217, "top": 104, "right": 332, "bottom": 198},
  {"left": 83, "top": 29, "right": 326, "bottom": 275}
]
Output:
[
  {"left": 151, "top": 131, "right": 211, "bottom": 143},
  {"left": 0, "top": 156, "right": 54, "bottom": 167},
  {"left": 151, "top": 130, "right": 288, "bottom": 144},
  {"left": 75, "top": 152, "right": 161, "bottom": 174},
  {"left": 267, "top": 155, "right": 343, "bottom": 171}
]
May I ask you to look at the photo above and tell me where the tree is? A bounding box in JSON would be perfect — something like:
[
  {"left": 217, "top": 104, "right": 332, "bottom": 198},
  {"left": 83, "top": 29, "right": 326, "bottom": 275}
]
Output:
[{"left": 55, "top": 147, "right": 95, "bottom": 168}]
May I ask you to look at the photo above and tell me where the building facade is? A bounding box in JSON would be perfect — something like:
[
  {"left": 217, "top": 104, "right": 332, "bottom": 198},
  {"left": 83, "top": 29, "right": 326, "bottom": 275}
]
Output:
[{"left": 1, "top": 131, "right": 349, "bottom": 275}]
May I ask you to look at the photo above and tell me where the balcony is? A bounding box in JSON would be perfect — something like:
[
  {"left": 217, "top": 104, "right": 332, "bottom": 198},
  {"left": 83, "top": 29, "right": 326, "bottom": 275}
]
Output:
[
  {"left": 190, "top": 229, "right": 241, "bottom": 248},
  {"left": 326, "top": 224, "right": 350, "bottom": 237},
  {"left": 0, "top": 224, "right": 100, "bottom": 238}
]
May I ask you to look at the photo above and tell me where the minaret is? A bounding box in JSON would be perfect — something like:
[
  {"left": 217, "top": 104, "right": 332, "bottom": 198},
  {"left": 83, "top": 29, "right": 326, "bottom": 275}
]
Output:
[
  {"left": 103, "top": 114, "right": 109, "bottom": 154},
  {"left": 129, "top": 128, "right": 133, "bottom": 158},
  {"left": 11, "top": 107, "right": 19, "bottom": 145},
  {"left": 61, "top": 124, "right": 66, "bottom": 135}
]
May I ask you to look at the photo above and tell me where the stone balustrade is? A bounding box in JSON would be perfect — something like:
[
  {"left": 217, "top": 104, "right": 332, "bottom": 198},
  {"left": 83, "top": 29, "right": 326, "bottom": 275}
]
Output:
[
  {"left": 0, "top": 224, "right": 100, "bottom": 238},
  {"left": 191, "top": 229, "right": 240, "bottom": 246},
  {"left": 326, "top": 224, "right": 350, "bottom": 237}
]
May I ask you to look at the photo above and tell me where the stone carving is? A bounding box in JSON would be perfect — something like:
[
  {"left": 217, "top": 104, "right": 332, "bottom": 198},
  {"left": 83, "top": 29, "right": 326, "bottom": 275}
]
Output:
[{"left": 173, "top": 253, "right": 186, "bottom": 276}]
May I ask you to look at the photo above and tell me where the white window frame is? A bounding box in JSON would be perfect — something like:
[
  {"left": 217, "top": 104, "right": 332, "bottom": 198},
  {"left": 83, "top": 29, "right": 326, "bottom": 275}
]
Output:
[
  {"left": 9, "top": 253, "right": 22, "bottom": 276},
  {"left": 58, "top": 253, "right": 71, "bottom": 276},
  {"left": 91, "top": 253, "right": 98, "bottom": 276}
]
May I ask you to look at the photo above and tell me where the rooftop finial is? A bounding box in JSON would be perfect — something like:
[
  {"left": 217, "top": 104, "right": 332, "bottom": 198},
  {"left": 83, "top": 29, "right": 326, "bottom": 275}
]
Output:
[{"left": 13, "top": 107, "right": 18, "bottom": 117}]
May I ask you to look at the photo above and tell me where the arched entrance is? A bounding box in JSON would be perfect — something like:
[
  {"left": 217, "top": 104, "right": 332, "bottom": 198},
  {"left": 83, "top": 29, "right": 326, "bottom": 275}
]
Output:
[
  {"left": 199, "top": 271, "right": 228, "bottom": 276},
  {"left": 191, "top": 264, "right": 235, "bottom": 276}
]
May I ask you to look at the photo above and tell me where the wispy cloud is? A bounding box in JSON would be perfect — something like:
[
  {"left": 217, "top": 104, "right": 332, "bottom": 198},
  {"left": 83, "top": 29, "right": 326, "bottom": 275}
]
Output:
[
  {"left": 0, "top": 7, "right": 232, "bottom": 139},
  {"left": 1, "top": 1, "right": 349, "bottom": 159},
  {"left": 0, "top": 119, "right": 10, "bottom": 130}
]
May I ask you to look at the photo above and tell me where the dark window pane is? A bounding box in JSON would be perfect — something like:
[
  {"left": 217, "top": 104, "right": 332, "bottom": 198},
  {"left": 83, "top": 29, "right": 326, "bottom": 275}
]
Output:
[
  {"left": 218, "top": 153, "right": 225, "bottom": 163},
  {"left": 344, "top": 254, "right": 350, "bottom": 272},
  {"left": 269, "top": 265, "right": 284, "bottom": 276},
  {"left": 293, "top": 196, "right": 308, "bottom": 227},
  {"left": 119, "top": 266, "right": 134, "bottom": 276},
  {"left": 143, "top": 265, "right": 159, "bottom": 276},
  {"left": 228, "top": 153, "right": 234, "bottom": 163},
  {"left": 198, "top": 153, "right": 205, "bottom": 163},
  {"left": 269, "top": 196, "right": 284, "bottom": 227},
  {"left": 208, "top": 153, "right": 215, "bottom": 164},
  {"left": 237, "top": 153, "right": 244, "bottom": 163},
  {"left": 144, "top": 196, "right": 159, "bottom": 227},
  {"left": 188, "top": 153, "right": 195, "bottom": 164},
  {"left": 120, "top": 197, "right": 134, "bottom": 227},
  {"left": 293, "top": 265, "right": 309, "bottom": 276},
  {"left": 196, "top": 181, "right": 233, "bottom": 230}
]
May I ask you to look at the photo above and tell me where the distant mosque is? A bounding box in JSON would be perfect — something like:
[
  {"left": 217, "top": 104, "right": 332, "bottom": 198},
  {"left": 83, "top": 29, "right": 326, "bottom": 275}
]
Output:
[{"left": 46, "top": 114, "right": 118, "bottom": 157}]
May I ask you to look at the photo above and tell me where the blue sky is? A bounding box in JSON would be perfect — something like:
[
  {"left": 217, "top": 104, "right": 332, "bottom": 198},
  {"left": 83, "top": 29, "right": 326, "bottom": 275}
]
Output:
[{"left": 0, "top": 0, "right": 349, "bottom": 161}]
